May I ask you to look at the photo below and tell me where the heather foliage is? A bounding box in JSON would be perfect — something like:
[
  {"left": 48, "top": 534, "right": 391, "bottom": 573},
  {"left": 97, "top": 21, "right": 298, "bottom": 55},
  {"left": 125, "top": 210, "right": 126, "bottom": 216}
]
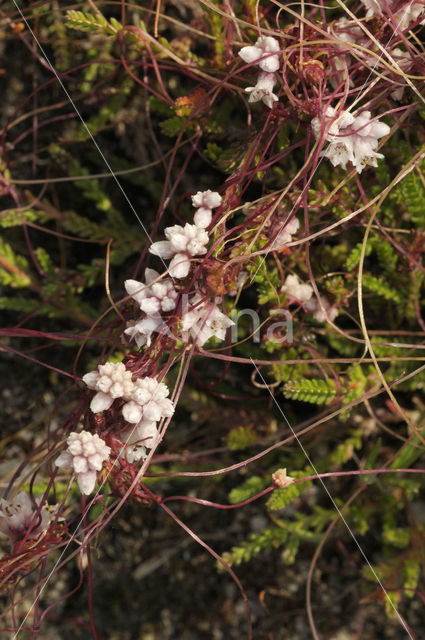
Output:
[{"left": 1, "top": 1, "right": 425, "bottom": 637}]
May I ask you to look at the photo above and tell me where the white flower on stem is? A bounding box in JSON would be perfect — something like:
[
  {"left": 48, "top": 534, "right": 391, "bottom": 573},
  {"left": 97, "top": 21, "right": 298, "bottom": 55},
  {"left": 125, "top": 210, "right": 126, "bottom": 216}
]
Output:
[
  {"left": 149, "top": 223, "right": 209, "bottom": 278},
  {"left": 239, "top": 36, "right": 281, "bottom": 73},
  {"left": 122, "top": 377, "right": 174, "bottom": 424},
  {"left": 245, "top": 71, "right": 279, "bottom": 109},
  {"left": 306, "top": 296, "right": 339, "bottom": 323},
  {"left": 281, "top": 274, "right": 313, "bottom": 303},
  {"left": 192, "top": 189, "right": 222, "bottom": 229},
  {"left": 311, "top": 105, "right": 390, "bottom": 173},
  {"left": 181, "top": 295, "right": 234, "bottom": 346},
  {"left": 192, "top": 190, "right": 222, "bottom": 210},
  {"left": 191, "top": 189, "right": 222, "bottom": 228},
  {"left": 270, "top": 217, "right": 300, "bottom": 249},
  {"left": 125, "top": 268, "right": 178, "bottom": 315},
  {"left": 0, "top": 492, "right": 57, "bottom": 544},
  {"left": 124, "top": 316, "right": 164, "bottom": 349},
  {"left": 272, "top": 468, "right": 295, "bottom": 489},
  {"left": 55, "top": 431, "right": 111, "bottom": 495},
  {"left": 120, "top": 420, "right": 159, "bottom": 463},
  {"left": 83, "top": 362, "right": 134, "bottom": 413}
]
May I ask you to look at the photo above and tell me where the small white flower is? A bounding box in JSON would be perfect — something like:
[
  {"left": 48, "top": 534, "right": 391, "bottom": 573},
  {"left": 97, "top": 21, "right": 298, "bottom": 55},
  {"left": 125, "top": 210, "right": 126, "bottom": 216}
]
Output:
[
  {"left": 192, "top": 190, "right": 222, "bottom": 228},
  {"left": 193, "top": 208, "right": 212, "bottom": 228},
  {"left": 149, "top": 223, "right": 209, "bottom": 278},
  {"left": 124, "top": 316, "right": 164, "bottom": 349},
  {"left": 270, "top": 217, "right": 300, "bottom": 249},
  {"left": 125, "top": 269, "right": 178, "bottom": 315},
  {"left": 323, "top": 141, "right": 354, "bottom": 170},
  {"left": 122, "top": 377, "right": 174, "bottom": 424},
  {"left": 306, "top": 296, "right": 339, "bottom": 323},
  {"left": 0, "top": 492, "right": 58, "bottom": 544},
  {"left": 239, "top": 36, "right": 281, "bottom": 73},
  {"left": 245, "top": 71, "right": 279, "bottom": 109},
  {"left": 120, "top": 420, "right": 159, "bottom": 462},
  {"left": 281, "top": 274, "right": 313, "bottom": 303},
  {"left": 181, "top": 295, "right": 234, "bottom": 346},
  {"left": 83, "top": 362, "right": 134, "bottom": 413},
  {"left": 272, "top": 468, "right": 295, "bottom": 489},
  {"left": 192, "top": 190, "right": 222, "bottom": 210},
  {"left": 55, "top": 431, "right": 111, "bottom": 495}
]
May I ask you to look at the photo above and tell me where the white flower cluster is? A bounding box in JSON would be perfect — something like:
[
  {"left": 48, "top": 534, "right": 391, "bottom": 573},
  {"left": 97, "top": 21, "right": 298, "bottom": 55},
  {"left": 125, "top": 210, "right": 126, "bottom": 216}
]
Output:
[
  {"left": 306, "top": 296, "right": 339, "bottom": 323},
  {"left": 125, "top": 269, "right": 177, "bottom": 315},
  {"left": 281, "top": 274, "right": 313, "bottom": 303},
  {"left": 73, "top": 190, "right": 235, "bottom": 477},
  {"left": 125, "top": 190, "right": 232, "bottom": 350},
  {"left": 149, "top": 190, "right": 222, "bottom": 279},
  {"left": 122, "top": 377, "right": 174, "bottom": 424},
  {"left": 311, "top": 106, "right": 390, "bottom": 173},
  {"left": 0, "top": 492, "right": 58, "bottom": 544},
  {"left": 238, "top": 36, "right": 280, "bottom": 108},
  {"left": 191, "top": 189, "right": 222, "bottom": 228},
  {"left": 281, "top": 274, "right": 339, "bottom": 322},
  {"left": 82, "top": 362, "right": 134, "bottom": 413},
  {"left": 270, "top": 217, "right": 300, "bottom": 250},
  {"left": 181, "top": 294, "right": 234, "bottom": 346},
  {"left": 124, "top": 268, "right": 178, "bottom": 348},
  {"left": 360, "top": 0, "right": 425, "bottom": 27},
  {"left": 55, "top": 431, "right": 111, "bottom": 495},
  {"left": 119, "top": 377, "right": 174, "bottom": 462},
  {"left": 81, "top": 360, "right": 175, "bottom": 465}
]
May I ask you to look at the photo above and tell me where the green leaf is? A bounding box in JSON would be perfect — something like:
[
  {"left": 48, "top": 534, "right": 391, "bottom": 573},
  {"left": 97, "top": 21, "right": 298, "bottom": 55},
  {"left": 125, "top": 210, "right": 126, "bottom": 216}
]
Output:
[
  {"left": 229, "top": 476, "right": 270, "bottom": 504},
  {"left": 66, "top": 10, "right": 122, "bottom": 35},
  {"left": 282, "top": 377, "right": 339, "bottom": 405},
  {"left": 0, "top": 209, "right": 50, "bottom": 228},
  {"left": 398, "top": 171, "right": 425, "bottom": 224},
  {"left": 0, "top": 238, "right": 31, "bottom": 288},
  {"left": 362, "top": 273, "right": 402, "bottom": 303}
]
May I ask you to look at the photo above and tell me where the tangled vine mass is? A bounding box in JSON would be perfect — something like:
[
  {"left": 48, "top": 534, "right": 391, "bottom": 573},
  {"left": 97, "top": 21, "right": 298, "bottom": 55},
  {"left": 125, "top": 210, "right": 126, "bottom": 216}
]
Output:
[{"left": 1, "top": 1, "right": 425, "bottom": 638}]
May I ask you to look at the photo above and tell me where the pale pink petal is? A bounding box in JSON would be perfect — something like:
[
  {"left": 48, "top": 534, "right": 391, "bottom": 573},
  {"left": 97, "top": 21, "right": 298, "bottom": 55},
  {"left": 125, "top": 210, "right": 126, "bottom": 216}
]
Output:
[
  {"left": 76, "top": 471, "right": 97, "bottom": 495},
  {"left": 238, "top": 45, "right": 263, "bottom": 64},
  {"left": 54, "top": 451, "right": 73, "bottom": 469},
  {"left": 140, "top": 297, "right": 161, "bottom": 315},
  {"left": 88, "top": 454, "right": 104, "bottom": 470},
  {"left": 194, "top": 207, "right": 212, "bottom": 228},
  {"left": 149, "top": 240, "right": 174, "bottom": 259},
  {"left": 203, "top": 191, "right": 222, "bottom": 208},
  {"left": 73, "top": 456, "right": 88, "bottom": 473},
  {"left": 136, "top": 421, "right": 158, "bottom": 448},
  {"left": 122, "top": 400, "right": 143, "bottom": 424},
  {"left": 169, "top": 254, "right": 190, "bottom": 278},
  {"left": 90, "top": 392, "right": 114, "bottom": 413},
  {"left": 125, "top": 279, "right": 147, "bottom": 304},
  {"left": 82, "top": 371, "right": 98, "bottom": 390},
  {"left": 258, "top": 55, "right": 280, "bottom": 73},
  {"left": 144, "top": 268, "right": 159, "bottom": 284}
]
